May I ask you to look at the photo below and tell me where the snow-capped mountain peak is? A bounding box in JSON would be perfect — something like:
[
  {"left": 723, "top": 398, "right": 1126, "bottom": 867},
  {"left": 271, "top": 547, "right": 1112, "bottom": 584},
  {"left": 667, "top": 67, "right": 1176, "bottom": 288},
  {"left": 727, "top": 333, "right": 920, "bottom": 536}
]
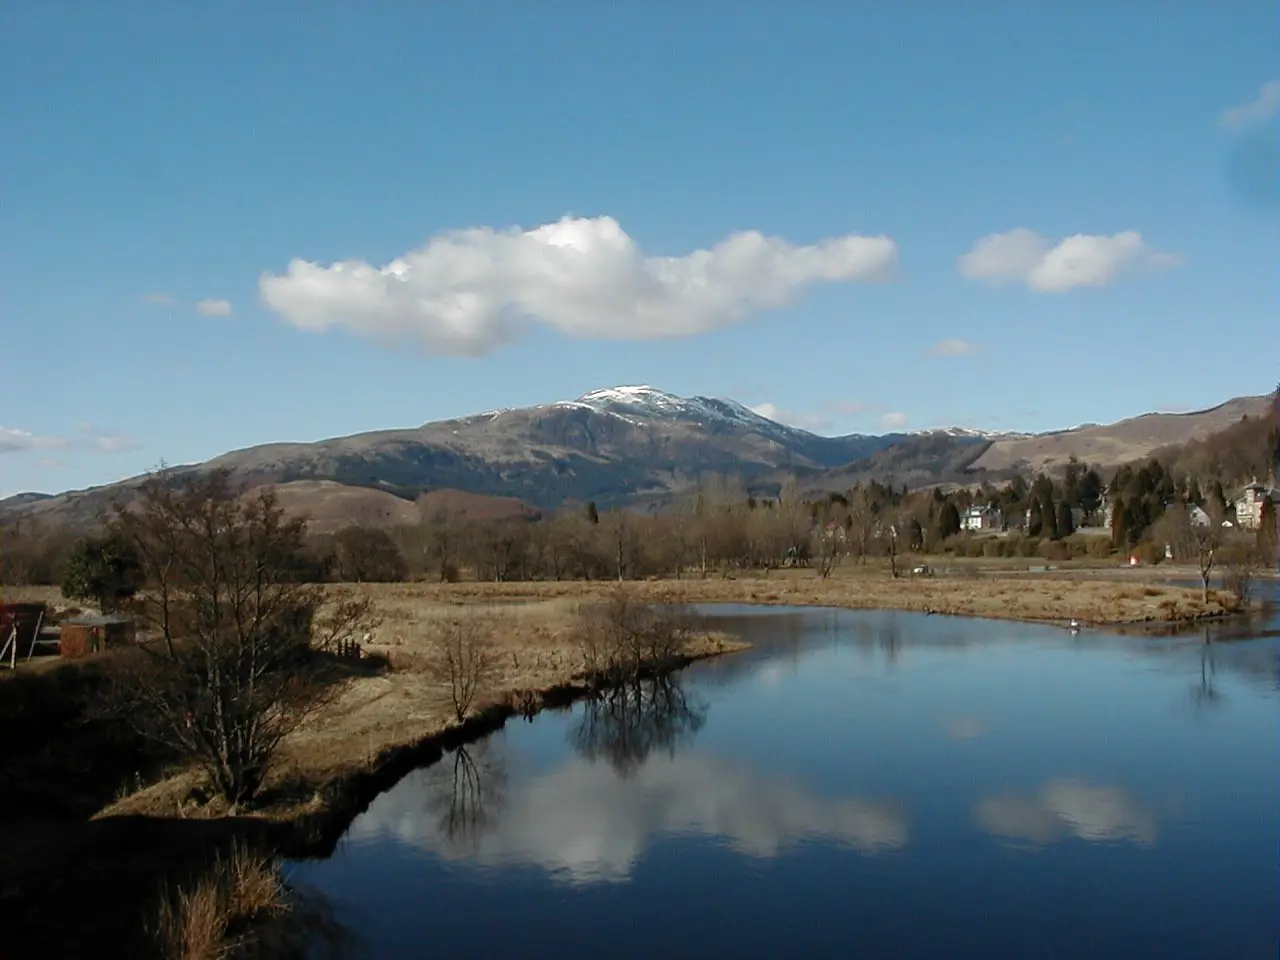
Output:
[
  {"left": 909, "top": 425, "right": 1033, "bottom": 440},
  {"left": 553, "top": 385, "right": 812, "bottom": 437}
]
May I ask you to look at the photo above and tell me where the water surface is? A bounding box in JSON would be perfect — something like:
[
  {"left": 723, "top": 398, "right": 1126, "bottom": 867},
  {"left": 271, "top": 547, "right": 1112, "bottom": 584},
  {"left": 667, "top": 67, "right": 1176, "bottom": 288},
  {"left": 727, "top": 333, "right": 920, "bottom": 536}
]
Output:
[{"left": 292, "top": 605, "right": 1279, "bottom": 959}]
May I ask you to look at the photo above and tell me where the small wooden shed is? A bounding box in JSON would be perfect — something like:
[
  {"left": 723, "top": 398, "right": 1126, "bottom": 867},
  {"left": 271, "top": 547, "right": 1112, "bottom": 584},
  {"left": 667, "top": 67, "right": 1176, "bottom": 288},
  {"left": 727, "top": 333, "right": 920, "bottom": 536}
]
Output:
[{"left": 59, "top": 614, "right": 134, "bottom": 659}]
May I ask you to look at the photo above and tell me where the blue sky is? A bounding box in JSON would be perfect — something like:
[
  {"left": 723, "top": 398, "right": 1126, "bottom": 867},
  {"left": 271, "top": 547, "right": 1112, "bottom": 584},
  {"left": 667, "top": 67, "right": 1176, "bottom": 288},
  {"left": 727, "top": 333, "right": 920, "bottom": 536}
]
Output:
[{"left": 2, "top": 3, "right": 1277, "bottom": 498}]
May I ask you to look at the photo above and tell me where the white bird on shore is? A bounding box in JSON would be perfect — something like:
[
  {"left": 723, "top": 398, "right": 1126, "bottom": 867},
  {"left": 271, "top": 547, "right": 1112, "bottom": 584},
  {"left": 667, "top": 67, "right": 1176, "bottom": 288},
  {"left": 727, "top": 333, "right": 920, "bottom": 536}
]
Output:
[{"left": 1069, "top": 619, "right": 1081, "bottom": 633}]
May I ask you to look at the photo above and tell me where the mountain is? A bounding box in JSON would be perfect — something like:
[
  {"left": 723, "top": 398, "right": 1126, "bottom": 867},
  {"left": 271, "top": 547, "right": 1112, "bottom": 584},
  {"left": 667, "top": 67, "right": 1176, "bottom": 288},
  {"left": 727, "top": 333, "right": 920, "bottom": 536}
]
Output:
[
  {"left": 0, "top": 386, "right": 908, "bottom": 529},
  {"left": 797, "top": 433, "right": 1002, "bottom": 493},
  {"left": 968, "top": 395, "right": 1274, "bottom": 474},
  {"left": 193, "top": 385, "right": 905, "bottom": 509},
  {"left": 3, "top": 388, "right": 1270, "bottom": 532}
]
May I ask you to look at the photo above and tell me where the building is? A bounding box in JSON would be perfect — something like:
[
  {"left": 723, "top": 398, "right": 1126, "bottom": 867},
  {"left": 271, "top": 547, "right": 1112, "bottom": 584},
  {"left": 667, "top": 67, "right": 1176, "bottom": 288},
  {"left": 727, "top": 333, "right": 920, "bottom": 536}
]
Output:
[
  {"left": 961, "top": 505, "right": 1001, "bottom": 532},
  {"left": 1233, "top": 480, "right": 1280, "bottom": 531},
  {"left": 1188, "top": 504, "right": 1213, "bottom": 528}
]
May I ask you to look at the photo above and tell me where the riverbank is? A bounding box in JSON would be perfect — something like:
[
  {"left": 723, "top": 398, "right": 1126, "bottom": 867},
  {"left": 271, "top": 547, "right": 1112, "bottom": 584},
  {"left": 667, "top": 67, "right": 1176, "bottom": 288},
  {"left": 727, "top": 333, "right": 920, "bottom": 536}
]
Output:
[
  {"left": 90, "top": 573, "right": 1232, "bottom": 816},
  {"left": 3, "top": 572, "right": 1236, "bottom": 822},
  {"left": 94, "top": 595, "right": 747, "bottom": 826},
  {"left": 0, "top": 574, "right": 1250, "bottom": 956}
]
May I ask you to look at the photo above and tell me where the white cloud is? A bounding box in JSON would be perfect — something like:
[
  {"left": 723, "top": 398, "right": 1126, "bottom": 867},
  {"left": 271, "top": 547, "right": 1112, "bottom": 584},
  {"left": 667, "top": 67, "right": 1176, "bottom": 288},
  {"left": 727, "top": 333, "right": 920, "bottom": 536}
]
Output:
[
  {"left": 0, "top": 426, "right": 66, "bottom": 454},
  {"left": 35, "top": 457, "right": 67, "bottom": 469},
  {"left": 353, "top": 751, "right": 908, "bottom": 884},
  {"left": 1219, "top": 79, "right": 1280, "bottom": 130},
  {"left": 959, "top": 228, "right": 1178, "bottom": 293},
  {"left": 260, "top": 216, "right": 899, "bottom": 356},
  {"left": 927, "top": 338, "right": 981, "bottom": 357},
  {"left": 0, "top": 423, "right": 130, "bottom": 456},
  {"left": 142, "top": 292, "right": 177, "bottom": 306},
  {"left": 76, "top": 422, "right": 140, "bottom": 453},
  {"left": 749, "top": 402, "right": 832, "bottom": 432},
  {"left": 879, "top": 412, "right": 909, "bottom": 430},
  {"left": 195, "top": 298, "right": 234, "bottom": 316},
  {"left": 974, "top": 779, "right": 1157, "bottom": 848}
]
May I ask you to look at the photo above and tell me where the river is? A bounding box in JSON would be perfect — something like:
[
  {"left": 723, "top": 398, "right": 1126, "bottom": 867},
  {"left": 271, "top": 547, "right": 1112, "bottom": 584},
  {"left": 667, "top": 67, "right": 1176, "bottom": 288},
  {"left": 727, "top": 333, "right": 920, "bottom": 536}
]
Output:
[{"left": 289, "top": 600, "right": 1280, "bottom": 959}]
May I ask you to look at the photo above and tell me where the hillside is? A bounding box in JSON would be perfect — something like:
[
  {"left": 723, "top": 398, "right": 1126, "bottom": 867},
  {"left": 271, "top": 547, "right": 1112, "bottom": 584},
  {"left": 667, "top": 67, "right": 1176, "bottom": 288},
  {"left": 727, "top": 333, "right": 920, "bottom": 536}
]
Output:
[
  {"left": 969, "top": 395, "right": 1274, "bottom": 474},
  {"left": 796, "top": 433, "right": 1002, "bottom": 494},
  {"left": 2, "top": 387, "right": 1271, "bottom": 533}
]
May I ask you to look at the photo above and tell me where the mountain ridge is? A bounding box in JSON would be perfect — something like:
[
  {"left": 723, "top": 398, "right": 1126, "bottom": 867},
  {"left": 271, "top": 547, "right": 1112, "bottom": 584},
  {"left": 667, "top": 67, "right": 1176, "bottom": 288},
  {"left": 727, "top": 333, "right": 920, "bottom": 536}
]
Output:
[{"left": 1, "top": 387, "right": 1271, "bottom": 530}]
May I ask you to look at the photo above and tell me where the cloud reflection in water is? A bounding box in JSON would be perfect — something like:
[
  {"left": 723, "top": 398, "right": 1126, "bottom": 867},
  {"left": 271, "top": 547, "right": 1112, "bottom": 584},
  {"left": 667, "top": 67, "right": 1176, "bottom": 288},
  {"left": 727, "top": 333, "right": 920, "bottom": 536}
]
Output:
[
  {"left": 350, "top": 752, "right": 908, "bottom": 884},
  {"left": 974, "top": 779, "right": 1158, "bottom": 848}
]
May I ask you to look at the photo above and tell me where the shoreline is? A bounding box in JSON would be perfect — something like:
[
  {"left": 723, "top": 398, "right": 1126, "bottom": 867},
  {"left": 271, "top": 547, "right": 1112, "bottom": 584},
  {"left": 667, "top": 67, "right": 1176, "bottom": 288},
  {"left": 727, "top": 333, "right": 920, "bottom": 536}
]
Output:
[{"left": 6, "top": 572, "right": 1249, "bottom": 839}]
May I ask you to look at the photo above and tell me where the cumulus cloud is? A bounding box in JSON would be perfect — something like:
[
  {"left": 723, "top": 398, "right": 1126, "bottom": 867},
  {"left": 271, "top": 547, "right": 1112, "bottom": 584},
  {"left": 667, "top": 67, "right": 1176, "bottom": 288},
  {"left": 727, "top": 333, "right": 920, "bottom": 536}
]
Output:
[
  {"left": 195, "top": 298, "right": 234, "bottom": 316},
  {"left": 973, "top": 779, "right": 1157, "bottom": 849},
  {"left": 1220, "top": 79, "right": 1280, "bottom": 130},
  {"left": 879, "top": 412, "right": 909, "bottom": 430},
  {"left": 259, "top": 216, "right": 899, "bottom": 356},
  {"left": 959, "top": 228, "right": 1179, "bottom": 292},
  {"left": 352, "top": 751, "right": 908, "bottom": 884},
  {"left": 749, "top": 402, "right": 833, "bottom": 432},
  {"left": 141, "top": 292, "right": 177, "bottom": 306},
  {"left": 0, "top": 426, "right": 66, "bottom": 454},
  {"left": 927, "top": 338, "right": 981, "bottom": 357}
]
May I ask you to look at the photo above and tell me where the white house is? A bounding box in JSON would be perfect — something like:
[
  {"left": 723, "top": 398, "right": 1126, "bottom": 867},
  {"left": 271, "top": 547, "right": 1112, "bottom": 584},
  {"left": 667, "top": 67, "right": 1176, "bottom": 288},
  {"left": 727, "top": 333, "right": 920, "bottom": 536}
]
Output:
[
  {"left": 1188, "top": 504, "right": 1213, "bottom": 528},
  {"left": 961, "top": 505, "right": 1001, "bottom": 532},
  {"left": 1234, "top": 480, "right": 1279, "bottom": 531}
]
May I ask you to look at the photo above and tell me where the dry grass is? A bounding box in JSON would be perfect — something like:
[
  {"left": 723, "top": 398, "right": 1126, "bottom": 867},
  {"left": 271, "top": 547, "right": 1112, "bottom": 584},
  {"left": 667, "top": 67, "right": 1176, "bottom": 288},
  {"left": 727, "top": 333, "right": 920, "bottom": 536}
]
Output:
[
  {"left": 102, "top": 588, "right": 741, "bottom": 821},
  {"left": 86, "top": 566, "right": 1236, "bottom": 823},
  {"left": 155, "top": 841, "right": 286, "bottom": 960}
]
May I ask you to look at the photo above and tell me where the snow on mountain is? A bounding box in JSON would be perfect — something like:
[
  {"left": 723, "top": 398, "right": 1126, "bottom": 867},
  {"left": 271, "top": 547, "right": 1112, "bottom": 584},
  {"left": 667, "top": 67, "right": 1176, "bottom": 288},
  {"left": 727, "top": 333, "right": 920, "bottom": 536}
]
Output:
[
  {"left": 554, "top": 385, "right": 814, "bottom": 439},
  {"left": 910, "top": 426, "right": 1033, "bottom": 440}
]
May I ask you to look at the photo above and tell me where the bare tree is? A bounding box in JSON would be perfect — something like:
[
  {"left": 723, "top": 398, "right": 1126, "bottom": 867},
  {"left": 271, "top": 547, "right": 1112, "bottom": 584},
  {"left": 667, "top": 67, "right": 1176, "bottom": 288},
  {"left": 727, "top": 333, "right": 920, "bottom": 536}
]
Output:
[
  {"left": 878, "top": 520, "right": 902, "bottom": 579},
  {"left": 107, "top": 469, "right": 378, "bottom": 807},
  {"left": 1220, "top": 538, "right": 1263, "bottom": 607},
  {"left": 1168, "top": 504, "right": 1224, "bottom": 603},
  {"left": 847, "top": 487, "right": 876, "bottom": 565},
  {"left": 576, "top": 588, "right": 696, "bottom": 687},
  {"left": 811, "top": 501, "right": 846, "bottom": 579},
  {"left": 429, "top": 615, "right": 499, "bottom": 722}
]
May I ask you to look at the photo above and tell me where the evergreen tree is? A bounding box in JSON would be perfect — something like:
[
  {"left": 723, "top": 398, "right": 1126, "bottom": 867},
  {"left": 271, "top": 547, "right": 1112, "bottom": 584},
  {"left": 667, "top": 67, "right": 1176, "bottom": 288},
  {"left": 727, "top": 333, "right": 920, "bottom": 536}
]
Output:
[
  {"left": 586, "top": 501, "right": 600, "bottom": 525},
  {"left": 1055, "top": 502, "right": 1075, "bottom": 539},
  {"left": 937, "top": 501, "right": 961, "bottom": 540},
  {"left": 1111, "top": 496, "right": 1130, "bottom": 548}
]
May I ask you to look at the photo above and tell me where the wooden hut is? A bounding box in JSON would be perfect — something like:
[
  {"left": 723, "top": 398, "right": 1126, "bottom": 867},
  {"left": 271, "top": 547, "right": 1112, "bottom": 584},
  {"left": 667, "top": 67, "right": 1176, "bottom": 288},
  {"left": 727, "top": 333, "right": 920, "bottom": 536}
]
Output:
[{"left": 59, "top": 614, "right": 134, "bottom": 659}]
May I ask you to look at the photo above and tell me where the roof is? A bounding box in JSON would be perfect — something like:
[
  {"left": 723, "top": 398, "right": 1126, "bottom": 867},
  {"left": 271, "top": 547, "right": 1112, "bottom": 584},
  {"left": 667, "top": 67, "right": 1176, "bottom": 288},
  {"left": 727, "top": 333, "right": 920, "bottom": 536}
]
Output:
[{"left": 62, "top": 614, "right": 132, "bottom": 627}]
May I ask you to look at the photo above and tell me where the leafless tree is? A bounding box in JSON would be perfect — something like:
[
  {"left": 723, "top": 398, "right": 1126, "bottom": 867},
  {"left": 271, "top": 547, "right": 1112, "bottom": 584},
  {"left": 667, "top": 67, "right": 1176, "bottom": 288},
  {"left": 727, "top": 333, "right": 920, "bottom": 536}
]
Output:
[
  {"left": 106, "top": 469, "right": 378, "bottom": 807},
  {"left": 1167, "top": 504, "right": 1224, "bottom": 603},
  {"left": 846, "top": 488, "right": 876, "bottom": 565},
  {"left": 576, "top": 588, "right": 696, "bottom": 686},
  {"left": 428, "top": 615, "right": 499, "bottom": 722},
  {"left": 1220, "top": 538, "right": 1263, "bottom": 607},
  {"left": 811, "top": 501, "right": 846, "bottom": 579}
]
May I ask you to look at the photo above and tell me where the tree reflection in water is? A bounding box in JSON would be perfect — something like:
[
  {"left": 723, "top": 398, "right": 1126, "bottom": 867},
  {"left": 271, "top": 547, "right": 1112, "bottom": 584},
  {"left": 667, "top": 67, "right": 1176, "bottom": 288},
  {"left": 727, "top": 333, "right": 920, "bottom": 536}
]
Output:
[
  {"left": 1190, "top": 628, "right": 1225, "bottom": 714},
  {"left": 423, "top": 741, "right": 508, "bottom": 854},
  {"left": 569, "top": 674, "right": 707, "bottom": 778}
]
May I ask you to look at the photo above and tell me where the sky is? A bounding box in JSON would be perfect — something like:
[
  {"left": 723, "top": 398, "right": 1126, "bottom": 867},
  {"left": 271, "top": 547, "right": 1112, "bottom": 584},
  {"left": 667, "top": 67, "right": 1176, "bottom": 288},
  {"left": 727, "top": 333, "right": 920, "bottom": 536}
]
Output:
[{"left": 1, "top": 3, "right": 1277, "bottom": 498}]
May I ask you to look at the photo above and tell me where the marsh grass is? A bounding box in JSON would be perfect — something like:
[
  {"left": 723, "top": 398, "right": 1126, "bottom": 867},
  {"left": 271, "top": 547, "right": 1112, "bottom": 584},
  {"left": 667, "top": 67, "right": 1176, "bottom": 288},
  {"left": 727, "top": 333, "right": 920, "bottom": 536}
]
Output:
[{"left": 154, "top": 841, "right": 286, "bottom": 960}]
